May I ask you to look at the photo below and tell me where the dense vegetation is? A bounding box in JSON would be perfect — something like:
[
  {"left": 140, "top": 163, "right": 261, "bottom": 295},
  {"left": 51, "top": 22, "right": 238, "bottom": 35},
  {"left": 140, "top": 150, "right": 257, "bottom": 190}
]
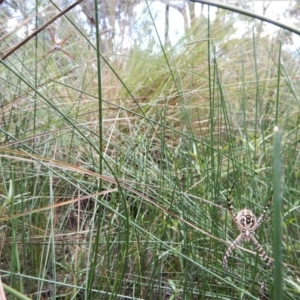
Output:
[{"left": 0, "top": 1, "right": 299, "bottom": 299}]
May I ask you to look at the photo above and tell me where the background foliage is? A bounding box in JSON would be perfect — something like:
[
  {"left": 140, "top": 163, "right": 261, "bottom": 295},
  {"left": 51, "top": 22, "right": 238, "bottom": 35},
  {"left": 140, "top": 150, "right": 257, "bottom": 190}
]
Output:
[{"left": 0, "top": 0, "right": 299, "bottom": 299}]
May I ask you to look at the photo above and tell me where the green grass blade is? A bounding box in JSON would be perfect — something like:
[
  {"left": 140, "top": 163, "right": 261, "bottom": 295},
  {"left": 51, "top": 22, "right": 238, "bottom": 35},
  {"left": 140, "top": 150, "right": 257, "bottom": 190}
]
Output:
[{"left": 273, "top": 126, "right": 283, "bottom": 298}]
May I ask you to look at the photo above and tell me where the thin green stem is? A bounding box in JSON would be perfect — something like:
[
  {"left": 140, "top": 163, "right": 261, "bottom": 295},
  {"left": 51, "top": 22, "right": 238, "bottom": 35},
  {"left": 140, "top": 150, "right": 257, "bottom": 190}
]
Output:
[
  {"left": 273, "top": 126, "right": 283, "bottom": 299},
  {"left": 190, "top": 0, "right": 300, "bottom": 35}
]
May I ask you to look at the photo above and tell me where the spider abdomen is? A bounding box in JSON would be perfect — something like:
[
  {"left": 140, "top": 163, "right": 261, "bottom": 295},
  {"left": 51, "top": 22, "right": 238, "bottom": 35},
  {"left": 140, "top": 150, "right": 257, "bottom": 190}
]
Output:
[{"left": 237, "top": 209, "right": 256, "bottom": 231}]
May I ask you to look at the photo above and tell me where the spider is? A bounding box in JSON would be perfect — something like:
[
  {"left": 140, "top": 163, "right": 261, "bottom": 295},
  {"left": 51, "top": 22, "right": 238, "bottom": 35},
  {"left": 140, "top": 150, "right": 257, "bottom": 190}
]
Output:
[
  {"left": 42, "top": 28, "right": 74, "bottom": 60},
  {"left": 222, "top": 183, "right": 273, "bottom": 270}
]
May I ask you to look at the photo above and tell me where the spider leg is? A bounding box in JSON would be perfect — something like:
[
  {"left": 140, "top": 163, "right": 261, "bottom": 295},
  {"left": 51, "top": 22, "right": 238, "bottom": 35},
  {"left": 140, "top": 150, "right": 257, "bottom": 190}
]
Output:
[
  {"left": 254, "top": 193, "right": 273, "bottom": 230},
  {"left": 42, "top": 48, "right": 55, "bottom": 59},
  {"left": 48, "top": 28, "right": 56, "bottom": 44},
  {"left": 226, "top": 183, "right": 238, "bottom": 224},
  {"left": 60, "top": 34, "right": 72, "bottom": 46},
  {"left": 60, "top": 49, "right": 75, "bottom": 60},
  {"left": 222, "top": 232, "right": 244, "bottom": 269},
  {"left": 250, "top": 234, "right": 273, "bottom": 269}
]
